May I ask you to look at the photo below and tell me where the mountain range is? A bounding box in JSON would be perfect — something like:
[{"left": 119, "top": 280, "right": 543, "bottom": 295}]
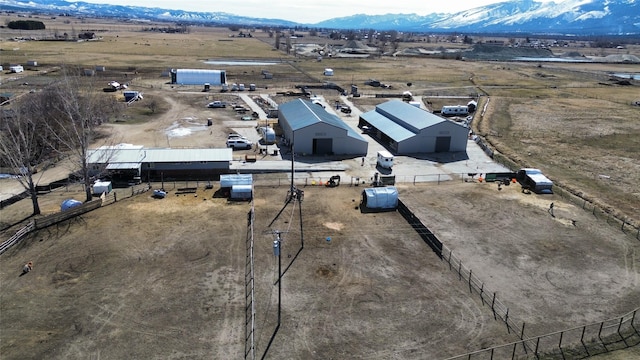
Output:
[{"left": 1, "top": 0, "right": 639, "bottom": 35}]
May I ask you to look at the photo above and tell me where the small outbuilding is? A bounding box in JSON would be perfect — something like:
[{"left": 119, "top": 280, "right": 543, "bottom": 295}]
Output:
[
  {"left": 92, "top": 180, "right": 112, "bottom": 195},
  {"left": 323, "top": 68, "right": 334, "bottom": 76},
  {"left": 230, "top": 184, "right": 253, "bottom": 200},
  {"left": 361, "top": 186, "right": 398, "bottom": 211},
  {"left": 220, "top": 174, "right": 253, "bottom": 188},
  {"left": 171, "top": 69, "right": 227, "bottom": 86}
]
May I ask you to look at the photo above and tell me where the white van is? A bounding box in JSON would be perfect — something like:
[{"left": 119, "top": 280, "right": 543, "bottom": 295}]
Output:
[{"left": 376, "top": 150, "right": 394, "bottom": 169}]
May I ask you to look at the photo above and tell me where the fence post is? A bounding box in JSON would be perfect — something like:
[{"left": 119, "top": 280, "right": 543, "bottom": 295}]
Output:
[
  {"left": 618, "top": 317, "right": 629, "bottom": 347},
  {"left": 491, "top": 293, "right": 497, "bottom": 320},
  {"left": 458, "top": 261, "right": 462, "bottom": 280},
  {"left": 505, "top": 308, "right": 510, "bottom": 333},
  {"left": 580, "top": 326, "right": 590, "bottom": 356},
  {"left": 558, "top": 331, "right": 564, "bottom": 357},
  {"left": 480, "top": 283, "right": 485, "bottom": 305},
  {"left": 114, "top": 192, "right": 117, "bottom": 202},
  {"left": 521, "top": 322, "right": 526, "bottom": 340},
  {"left": 468, "top": 269, "right": 473, "bottom": 293},
  {"left": 598, "top": 321, "right": 608, "bottom": 352},
  {"left": 448, "top": 251, "right": 452, "bottom": 271}
]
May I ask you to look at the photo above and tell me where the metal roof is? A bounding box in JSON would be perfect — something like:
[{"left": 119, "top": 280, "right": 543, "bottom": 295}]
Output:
[
  {"left": 87, "top": 148, "right": 233, "bottom": 164},
  {"left": 106, "top": 162, "right": 141, "bottom": 170},
  {"left": 360, "top": 110, "right": 415, "bottom": 142},
  {"left": 280, "top": 98, "right": 366, "bottom": 141},
  {"left": 376, "top": 100, "right": 446, "bottom": 131},
  {"left": 361, "top": 100, "right": 462, "bottom": 142}
]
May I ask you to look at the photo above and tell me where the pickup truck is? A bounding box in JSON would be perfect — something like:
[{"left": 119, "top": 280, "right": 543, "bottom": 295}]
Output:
[
  {"left": 516, "top": 168, "right": 553, "bottom": 194},
  {"left": 207, "top": 101, "right": 226, "bottom": 108}
]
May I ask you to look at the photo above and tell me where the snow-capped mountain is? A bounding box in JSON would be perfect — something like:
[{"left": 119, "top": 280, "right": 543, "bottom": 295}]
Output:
[{"left": 1, "top": 0, "right": 638, "bottom": 35}]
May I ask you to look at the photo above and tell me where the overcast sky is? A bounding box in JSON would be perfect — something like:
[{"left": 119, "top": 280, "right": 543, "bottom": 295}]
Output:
[{"left": 78, "top": 0, "right": 565, "bottom": 23}]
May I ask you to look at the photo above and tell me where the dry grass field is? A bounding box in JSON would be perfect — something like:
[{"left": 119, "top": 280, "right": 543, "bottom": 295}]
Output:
[
  {"left": 1, "top": 14, "right": 640, "bottom": 360},
  {"left": 1, "top": 182, "right": 639, "bottom": 360}
]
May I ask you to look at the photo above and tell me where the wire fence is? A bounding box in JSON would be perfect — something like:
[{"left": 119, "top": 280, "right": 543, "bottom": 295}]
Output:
[
  {"left": 444, "top": 308, "right": 640, "bottom": 360},
  {"left": 0, "top": 184, "right": 150, "bottom": 256}
]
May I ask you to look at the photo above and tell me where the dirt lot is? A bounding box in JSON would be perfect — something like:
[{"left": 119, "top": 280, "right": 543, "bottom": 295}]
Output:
[{"left": 1, "top": 181, "right": 639, "bottom": 359}]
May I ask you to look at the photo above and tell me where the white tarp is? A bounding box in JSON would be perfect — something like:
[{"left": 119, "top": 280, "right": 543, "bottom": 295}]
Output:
[
  {"left": 220, "top": 174, "right": 253, "bottom": 188},
  {"left": 230, "top": 184, "right": 253, "bottom": 200},
  {"left": 362, "top": 186, "right": 398, "bottom": 209}
]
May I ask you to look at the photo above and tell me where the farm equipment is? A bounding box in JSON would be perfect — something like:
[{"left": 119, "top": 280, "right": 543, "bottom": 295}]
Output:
[{"left": 326, "top": 175, "right": 341, "bottom": 187}]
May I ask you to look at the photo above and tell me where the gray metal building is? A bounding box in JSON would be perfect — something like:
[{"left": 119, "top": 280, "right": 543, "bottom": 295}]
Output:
[
  {"left": 279, "top": 99, "right": 368, "bottom": 156},
  {"left": 359, "top": 100, "right": 469, "bottom": 154}
]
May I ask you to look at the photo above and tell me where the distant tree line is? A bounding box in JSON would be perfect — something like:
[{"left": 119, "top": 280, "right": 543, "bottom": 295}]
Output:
[{"left": 7, "top": 20, "right": 45, "bottom": 30}]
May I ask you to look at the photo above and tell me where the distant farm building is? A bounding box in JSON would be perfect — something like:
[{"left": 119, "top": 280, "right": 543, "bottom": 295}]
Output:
[
  {"left": 359, "top": 100, "right": 468, "bottom": 154},
  {"left": 278, "top": 99, "right": 368, "bottom": 156},
  {"left": 170, "top": 69, "right": 227, "bottom": 86}
]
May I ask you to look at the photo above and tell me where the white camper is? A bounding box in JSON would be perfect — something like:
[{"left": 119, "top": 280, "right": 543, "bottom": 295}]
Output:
[
  {"left": 376, "top": 150, "right": 394, "bottom": 169},
  {"left": 323, "top": 68, "right": 334, "bottom": 76},
  {"left": 441, "top": 105, "right": 469, "bottom": 116}
]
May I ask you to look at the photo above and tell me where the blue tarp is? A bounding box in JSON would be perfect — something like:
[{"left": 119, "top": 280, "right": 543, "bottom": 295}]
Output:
[{"left": 61, "top": 199, "right": 82, "bottom": 211}]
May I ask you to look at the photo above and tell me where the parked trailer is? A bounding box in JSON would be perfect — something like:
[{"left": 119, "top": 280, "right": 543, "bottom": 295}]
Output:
[
  {"left": 516, "top": 168, "right": 553, "bottom": 193},
  {"left": 376, "top": 150, "right": 394, "bottom": 169},
  {"left": 441, "top": 105, "right": 469, "bottom": 116}
]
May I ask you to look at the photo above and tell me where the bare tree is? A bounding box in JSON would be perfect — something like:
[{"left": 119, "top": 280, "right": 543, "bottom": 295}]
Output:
[
  {"left": 274, "top": 32, "right": 280, "bottom": 50},
  {"left": 0, "top": 100, "right": 50, "bottom": 215},
  {"left": 37, "top": 70, "right": 122, "bottom": 202}
]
